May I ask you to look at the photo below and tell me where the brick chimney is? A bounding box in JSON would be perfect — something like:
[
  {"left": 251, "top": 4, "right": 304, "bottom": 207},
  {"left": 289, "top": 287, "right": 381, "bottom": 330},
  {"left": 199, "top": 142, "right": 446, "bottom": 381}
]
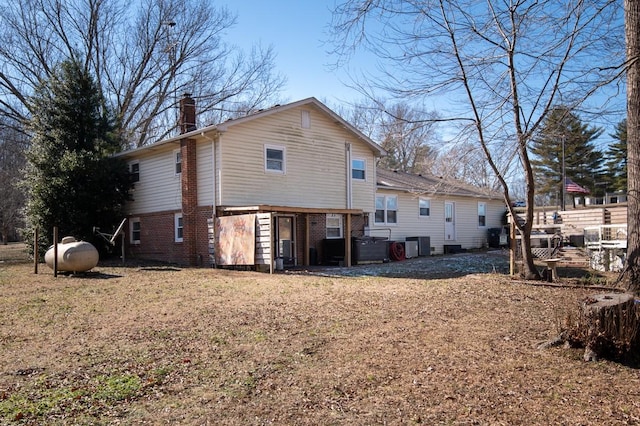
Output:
[
  {"left": 179, "top": 93, "right": 196, "bottom": 134},
  {"left": 179, "top": 93, "right": 198, "bottom": 265}
]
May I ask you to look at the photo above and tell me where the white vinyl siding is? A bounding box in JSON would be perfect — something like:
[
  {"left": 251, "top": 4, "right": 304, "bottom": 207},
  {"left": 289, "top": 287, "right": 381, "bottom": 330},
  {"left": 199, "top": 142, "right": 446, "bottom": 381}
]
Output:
[
  {"left": 368, "top": 190, "right": 505, "bottom": 254},
  {"left": 218, "top": 105, "right": 377, "bottom": 211},
  {"left": 124, "top": 146, "right": 182, "bottom": 215},
  {"left": 196, "top": 140, "right": 214, "bottom": 206}
]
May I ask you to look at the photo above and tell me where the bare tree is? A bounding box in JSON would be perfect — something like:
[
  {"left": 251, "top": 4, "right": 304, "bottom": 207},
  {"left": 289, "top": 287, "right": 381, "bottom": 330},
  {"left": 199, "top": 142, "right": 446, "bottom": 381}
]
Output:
[
  {"left": 618, "top": 0, "right": 640, "bottom": 293},
  {"left": 0, "top": 122, "right": 28, "bottom": 244},
  {"left": 376, "top": 102, "right": 439, "bottom": 173},
  {"left": 331, "top": 0, "right": 624, "bottom": 279},
  {"left": 0, "top": 0, "right": 285, "bottom": 147}
]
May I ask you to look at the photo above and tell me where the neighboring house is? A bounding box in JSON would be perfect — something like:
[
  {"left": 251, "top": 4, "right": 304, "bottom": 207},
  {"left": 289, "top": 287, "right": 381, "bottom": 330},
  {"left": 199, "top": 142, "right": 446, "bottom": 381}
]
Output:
[
  {"left": 368, "top": 168, "right": 507, "bottom": 255},
  {"left": 116, "top": 95, "right": 385, "bottom": 269}
]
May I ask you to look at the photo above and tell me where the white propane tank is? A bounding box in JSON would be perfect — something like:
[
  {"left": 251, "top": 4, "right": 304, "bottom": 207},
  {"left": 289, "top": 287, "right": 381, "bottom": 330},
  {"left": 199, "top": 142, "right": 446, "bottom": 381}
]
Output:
[{"left": 44, "top": 236, "right": 99, "bottom": 272}]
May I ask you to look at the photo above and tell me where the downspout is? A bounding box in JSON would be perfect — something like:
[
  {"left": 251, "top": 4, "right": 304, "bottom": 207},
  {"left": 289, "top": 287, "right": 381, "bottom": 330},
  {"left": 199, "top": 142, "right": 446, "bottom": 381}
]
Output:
[
  {"left": 345, "top": 142, "right": 352, "bottom": 267},
  {"left": 345, "top": 142, "right": 352, "bottom": 209}
]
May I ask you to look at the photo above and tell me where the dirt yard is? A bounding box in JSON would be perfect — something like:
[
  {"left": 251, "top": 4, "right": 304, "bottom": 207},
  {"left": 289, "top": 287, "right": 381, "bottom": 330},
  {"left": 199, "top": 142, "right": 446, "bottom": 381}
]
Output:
[{"left": 1, "top": 244, "right": 639, "bottom": 425}]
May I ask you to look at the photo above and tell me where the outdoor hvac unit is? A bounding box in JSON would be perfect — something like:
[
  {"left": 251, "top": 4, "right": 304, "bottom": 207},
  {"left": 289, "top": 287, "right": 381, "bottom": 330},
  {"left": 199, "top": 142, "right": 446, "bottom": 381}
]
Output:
[
  {"left": 406, "top": 236, "right": 430, "bottom": 256},
  {"left": 405, "top": 240, "right": 419, "bottom": 259}
]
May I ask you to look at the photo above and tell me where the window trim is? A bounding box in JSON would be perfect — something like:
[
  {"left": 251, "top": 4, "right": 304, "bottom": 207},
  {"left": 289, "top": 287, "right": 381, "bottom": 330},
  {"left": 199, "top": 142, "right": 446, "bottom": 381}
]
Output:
[
  {"left": 174, "top": 213, "right": 184, "bottom": 242},
  {"left": 375, "top": 195, "right": 398, "bottom": 225},
  {"left": 326, "top": 213, "right": 343, "bottom": 239},
  {"left": 351, "top": 158, "right": 366, "bottom": 181},
  {"left": 419, "top": 197, "right": 431, "bottom": 218},
  {"left": 129, "top": 160, "right": 140, "bottom": 182},
  {"left": 130, "top": 218, "right": 141, "bottom": 244},
  {"left": 264, "top": 144, "right": 286, "bottom": 174},
  {"left": 478, "top": 202, "right": 487, "bottom": 228},
  {"left": 174, "top": 149, "right": 182, "bottom": 176}
]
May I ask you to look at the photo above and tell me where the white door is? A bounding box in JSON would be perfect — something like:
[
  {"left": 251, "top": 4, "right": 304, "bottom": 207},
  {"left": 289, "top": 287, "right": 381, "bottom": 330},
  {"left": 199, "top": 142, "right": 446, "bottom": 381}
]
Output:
[{"left": 445, "top": 202, "right": 456, "bottom": 241}]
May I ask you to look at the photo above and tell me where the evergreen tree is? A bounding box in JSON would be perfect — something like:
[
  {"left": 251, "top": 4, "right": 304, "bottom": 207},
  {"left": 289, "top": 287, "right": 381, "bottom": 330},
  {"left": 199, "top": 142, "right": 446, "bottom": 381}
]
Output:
[
  {"left": 604, "top": 119, "right": 627, "bottom": 192},
  {"left": 22, "top": 58, "right": 133, "bottom": 256},
  {"left": 530, "top": 106, "right": 603, "bottom": 203}
]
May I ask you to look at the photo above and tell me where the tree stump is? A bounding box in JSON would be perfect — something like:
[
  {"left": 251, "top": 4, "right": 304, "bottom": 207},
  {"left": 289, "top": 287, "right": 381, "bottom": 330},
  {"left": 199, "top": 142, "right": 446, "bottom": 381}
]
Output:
[{"left": 580, "top": 293, "right": 639, "bottom": 361}]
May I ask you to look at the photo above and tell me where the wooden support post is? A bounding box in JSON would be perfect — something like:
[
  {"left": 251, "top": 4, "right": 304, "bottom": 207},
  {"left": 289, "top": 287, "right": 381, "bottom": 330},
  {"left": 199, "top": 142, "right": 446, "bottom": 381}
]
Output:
[
  {"left": 509, "top": 221, "right": 516, "bottom": 276},
  {"left": 53, "top": 226, "right": 58, "bottom": 278},
  {"left": 33, "top": 228, "right": 38, "bottom": 274},
  {"left": 304, "top": 214, "right": 310, "bottom": 266}
]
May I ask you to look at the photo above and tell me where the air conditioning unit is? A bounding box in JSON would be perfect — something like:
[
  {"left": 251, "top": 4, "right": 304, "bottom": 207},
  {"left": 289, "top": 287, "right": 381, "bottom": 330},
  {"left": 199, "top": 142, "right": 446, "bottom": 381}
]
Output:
[{"left": 405, "top": 240, "right": 419, "bottom": 259}]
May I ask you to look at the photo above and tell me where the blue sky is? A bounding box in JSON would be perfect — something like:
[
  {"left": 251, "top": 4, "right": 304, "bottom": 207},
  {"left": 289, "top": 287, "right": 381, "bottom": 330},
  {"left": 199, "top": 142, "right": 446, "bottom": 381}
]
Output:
[
  {"left": 219, "top": 0, "right": 371, "bottom": 106},
  {"left": 219, "top": 1, "right": 625, "bottom": 145}
]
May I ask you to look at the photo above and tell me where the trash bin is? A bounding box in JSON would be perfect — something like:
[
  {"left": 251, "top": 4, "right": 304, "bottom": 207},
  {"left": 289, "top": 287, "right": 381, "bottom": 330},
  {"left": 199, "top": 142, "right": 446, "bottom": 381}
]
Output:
[{"left": 488, "top": 228, "right": 503, "bottom": 248}]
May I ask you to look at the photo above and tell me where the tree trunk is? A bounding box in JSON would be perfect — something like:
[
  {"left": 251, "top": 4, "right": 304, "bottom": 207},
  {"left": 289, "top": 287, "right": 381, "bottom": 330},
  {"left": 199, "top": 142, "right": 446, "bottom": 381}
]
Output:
[
  {"left": 579, "top": 293, "right": 638, "bottom": 361},
  {"left": 619, "top": 0, "right": 640, "bottom": 293}
]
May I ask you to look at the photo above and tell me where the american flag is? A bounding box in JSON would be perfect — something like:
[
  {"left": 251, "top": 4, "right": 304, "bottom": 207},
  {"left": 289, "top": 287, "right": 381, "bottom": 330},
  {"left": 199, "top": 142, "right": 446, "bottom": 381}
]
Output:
[{"left": 564, "top": 177, "right": 589, "bottom": 194}]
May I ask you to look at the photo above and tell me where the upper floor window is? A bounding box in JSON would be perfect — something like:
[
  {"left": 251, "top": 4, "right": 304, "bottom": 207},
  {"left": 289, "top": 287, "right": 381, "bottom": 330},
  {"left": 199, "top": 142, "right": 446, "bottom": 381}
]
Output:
[
  {"left": 352, "top": 158, "right": 366, "bottom": 180},
  {"left": 265, "top": 144, "right": 286, "bottom": 173},
  {"left": 478, "top": 202, "right": 487, "bottom": 227},
  {"left": 419, "top": 198, "right": 430, "bottom": 217},
  {"left": 175, "top": 150, "right": 182, "bottom": 175},
  {"left": 129, "top": 161, "right": 140, "bottom": 182},
  {"left": 175, "top": 213, "right": 183, "bottom": 242},
  {"left": 326, "top": 214, "right": 343, "bottom": 239},
  {"left": 375, "top": 195, "right": 397, "bottom": 225}
]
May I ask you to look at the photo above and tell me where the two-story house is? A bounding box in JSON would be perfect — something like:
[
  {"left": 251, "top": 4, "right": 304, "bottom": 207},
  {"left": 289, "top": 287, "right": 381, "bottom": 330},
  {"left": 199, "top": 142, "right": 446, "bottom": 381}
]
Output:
[{"left": 116, "top": 95, "right": 385, "bottom": 270}]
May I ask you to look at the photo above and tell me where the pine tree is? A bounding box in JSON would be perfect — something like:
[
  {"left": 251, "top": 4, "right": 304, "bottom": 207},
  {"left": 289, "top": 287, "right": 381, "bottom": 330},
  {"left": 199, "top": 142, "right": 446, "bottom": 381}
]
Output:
[
  {"left": 22, "top": 58, "right": 133, "bottom": 256},
  {"left": 604, "top": 119, "right": 627, "bottom": 192},
  {"left": 530, "top": 106, "right": 603, "bottom": 204}
]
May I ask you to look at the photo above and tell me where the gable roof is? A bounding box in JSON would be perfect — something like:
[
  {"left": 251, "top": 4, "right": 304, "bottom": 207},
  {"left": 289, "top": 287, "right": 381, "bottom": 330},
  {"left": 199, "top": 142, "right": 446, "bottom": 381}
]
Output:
[
  {"left": 376, "top": 168, "right": 504, "bottom": 200},
  {"left": 117, "top": 97, "right": 385, "bottom": 158}
]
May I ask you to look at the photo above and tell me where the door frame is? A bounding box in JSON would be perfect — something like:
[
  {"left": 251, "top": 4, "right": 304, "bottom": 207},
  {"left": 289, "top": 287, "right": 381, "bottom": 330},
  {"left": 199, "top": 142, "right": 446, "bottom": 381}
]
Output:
[{"left": 444, "top": 201, "right": 456, "bottom": 241}]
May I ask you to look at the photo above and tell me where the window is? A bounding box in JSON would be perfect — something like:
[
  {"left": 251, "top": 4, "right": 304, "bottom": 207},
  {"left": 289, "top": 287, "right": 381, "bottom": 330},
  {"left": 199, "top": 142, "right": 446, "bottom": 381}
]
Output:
[
  {"left": 130, "top": 161, "right": 140, "bottom": 182},
  {"left": 175, "top": 213, "right": 183, "bottom": 242},
  {"left": 130, "top": 218, "right": 141, "bottom": 244},
  {"left": 265, "top": 145, "right": 285, "bottom": 173},
  {"left": 175, "top": 150, "right": 182, "bottom": 175},
  {"left": 301, "top": 110, "right": 311, "bottom": 129},
  {"left": 352, "top": 158, "right": 366, "bottom": 180},
  {"left": 326, "top": 214, "right": 343, "bottom": 239},
  {"left": 478, "top": 202, "right": 487, "bottom": 227},
  {"left": 419, "top": 198, "right": 430, "bottom": 217},
  {"left": 375, "top": 195, "right": 398, "bottom": 225}
]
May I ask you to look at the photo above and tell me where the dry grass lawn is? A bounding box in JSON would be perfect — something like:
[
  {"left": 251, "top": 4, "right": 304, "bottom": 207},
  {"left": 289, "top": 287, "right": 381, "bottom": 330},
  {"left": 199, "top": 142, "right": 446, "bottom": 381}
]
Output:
[{"left": 1, "top": 244, "right": 639, "bottom": 425}]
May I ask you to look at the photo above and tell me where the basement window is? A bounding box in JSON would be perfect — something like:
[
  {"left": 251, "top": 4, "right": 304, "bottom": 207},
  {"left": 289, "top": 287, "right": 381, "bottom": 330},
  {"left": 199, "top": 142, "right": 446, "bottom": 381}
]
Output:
[
  {"left": 130, "top": 218, "right": 141, "bottom": 244},
  {"left": 175, "top": 213, "right": 183, "bottom": 242},
  {"left": 326, "top": 214, "right": 343, "bottom": 239}
]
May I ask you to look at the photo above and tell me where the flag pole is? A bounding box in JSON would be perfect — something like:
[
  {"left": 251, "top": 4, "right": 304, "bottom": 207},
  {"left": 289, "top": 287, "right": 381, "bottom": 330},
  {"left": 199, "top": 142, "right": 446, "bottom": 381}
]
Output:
[{"left": 561, "top": 136, "right": 566, "bottom": 211}]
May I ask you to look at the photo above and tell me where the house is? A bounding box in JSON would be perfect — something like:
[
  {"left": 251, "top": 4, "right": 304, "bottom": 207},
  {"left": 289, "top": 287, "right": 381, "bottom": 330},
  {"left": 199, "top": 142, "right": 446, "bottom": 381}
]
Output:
[
  {"left": 368, "top": 168, "right": 507, "bottom": 255},
  {"left": 116, "top": 95, "right": 385, "bottom": 269}
]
